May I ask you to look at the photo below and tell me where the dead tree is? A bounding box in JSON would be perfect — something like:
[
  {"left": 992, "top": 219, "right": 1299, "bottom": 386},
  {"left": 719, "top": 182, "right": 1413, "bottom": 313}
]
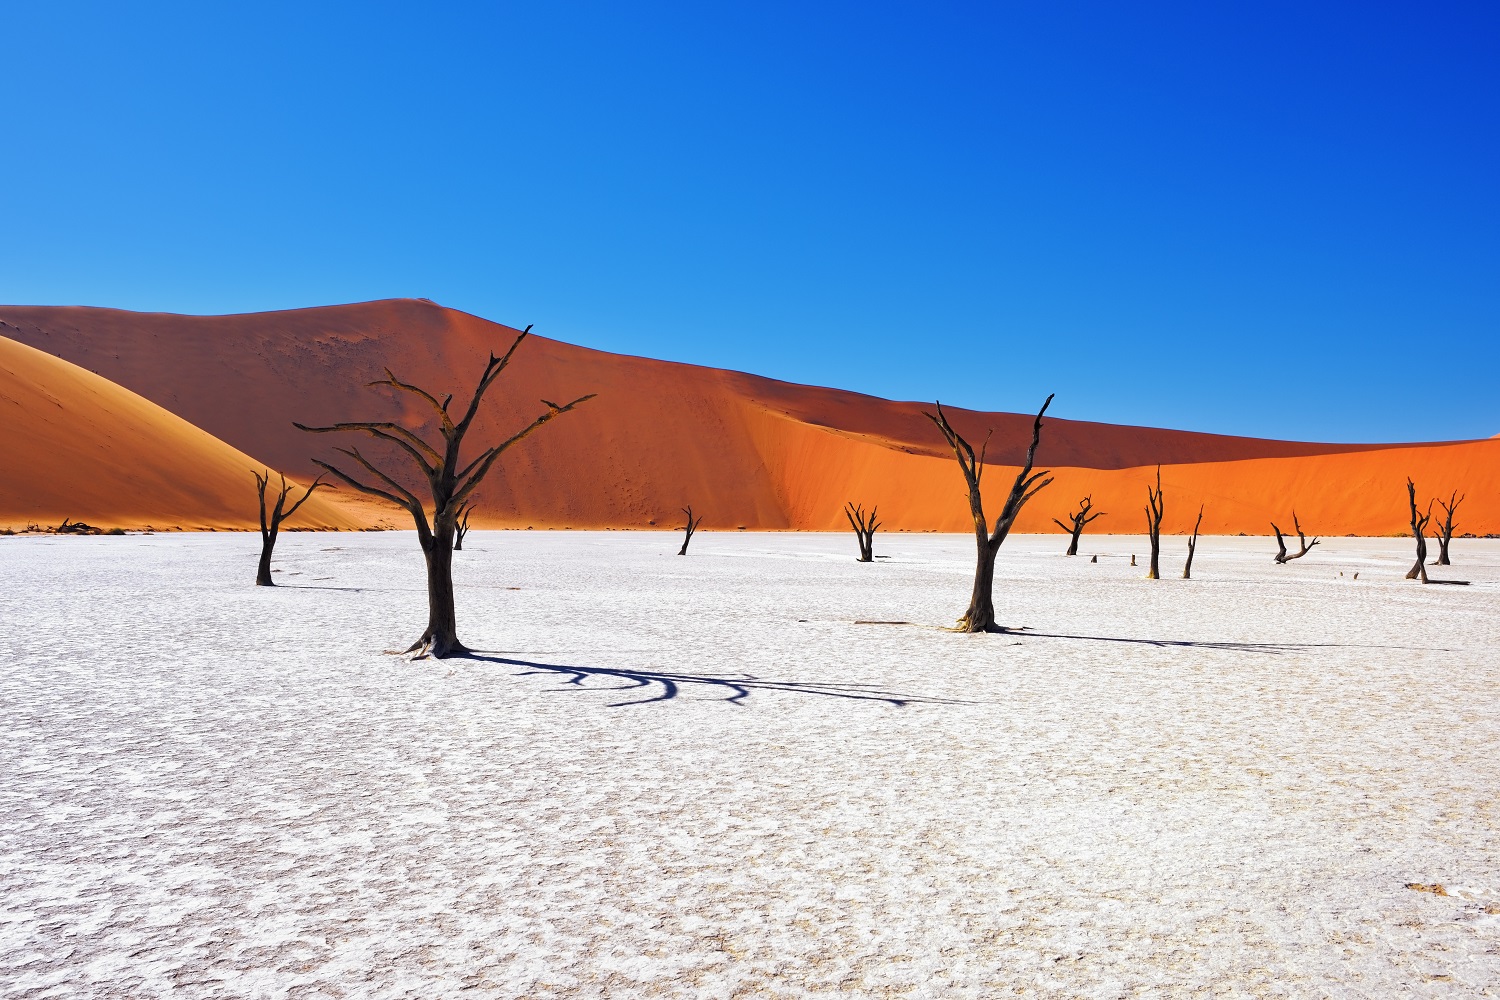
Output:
[
  {"left": 1271, "top": 512, "right": 1319, "bottom": 564},
  {"left": 1182, "top": 503, "right": 1204, "bottom": 579},
  {"left": 1405, "top": 479, "right": 1432, "bottom": 583},
  {"left": 1143, "top": 466, "right": 1164, "bottom": 579},
  {"left": 1430, "top": 491, "right": 1463, "bottom": 566},
  {"left": 845, "top": 502, "right": 880, "bottom": 562},
  {"left": 1052, "top": 495, "right": 1104, "bottom": 556},
  {"left": 677, "top": 506, "right": 703, "bottom": 555},
  {"left": 253, "top": 470, "right": 329, "bottom": 586},
  {"left": 924, "top": 394, "right": 1054, "bottom": 633},
  {"left": 453, "top": 501, "right": 473, "bottom": 551},
  {"left": 296, "top": 327, "right": 593, "bottom": 657}
]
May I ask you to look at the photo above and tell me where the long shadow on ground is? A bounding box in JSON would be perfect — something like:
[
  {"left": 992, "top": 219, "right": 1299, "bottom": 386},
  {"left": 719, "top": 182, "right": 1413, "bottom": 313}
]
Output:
[
  {"left": 852, "top": 621, "right": 1392, "bottom": 654},
  {"left": 1001, "top": 629, "right": 1440, "bottom": 654},
  {"left": 464, "top": 652, "right": 965, "bottom": 708},
  {"left": 279, "top": 584, "right": 368, "bottom": 593}
]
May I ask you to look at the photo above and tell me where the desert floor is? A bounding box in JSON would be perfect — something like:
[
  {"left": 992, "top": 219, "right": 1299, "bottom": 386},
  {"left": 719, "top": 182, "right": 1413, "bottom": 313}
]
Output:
[{"left": 2, "top": 531, "right": 1498, "bottom": 998}]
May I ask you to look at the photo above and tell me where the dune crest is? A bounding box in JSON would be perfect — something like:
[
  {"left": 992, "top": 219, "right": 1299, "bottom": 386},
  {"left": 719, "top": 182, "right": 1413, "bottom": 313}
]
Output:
[{"left": 2, "top": 300, "right": 1495, "bottom": 535}]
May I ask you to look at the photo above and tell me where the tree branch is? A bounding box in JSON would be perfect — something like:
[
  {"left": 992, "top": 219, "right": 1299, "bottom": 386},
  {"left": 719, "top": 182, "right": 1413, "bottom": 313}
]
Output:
[
  {"left": 452, "top": 325, "right": 533, "bottom": 438},
  {"left": 253, "top": 470, "right": 271, "bottom": 538},
  {"left": 990, "top": 393, "right": 1055, "bottom": 543},
  {"left": 310, "top": 459, "right": 414, "bottom": 513},
  {"left": 293, "top": 420, "right": 440, "bottom": 475},
  {"left": 452, "top": 393, "right": 596, "bottom": 502},
  {"left": 974, "top": 429, "right": 992, "bottom": 487},
  {"left": 1019, "top": 474, "right": 1054, "bottom": 508},
  {"left": 368, "top": 369, "right": 455, "bottom": 433},
  {"left": 846, "top": 503, "right": 864, "bottom": 534},
  {"left": 332, "top": 446, "right": 425, "bottom": 511},
  {"left": 280, "top": 474, "right": 331, "bottom": 522},
  {"left": 923, "top": 403, "right": 980, "bottom": 488}
]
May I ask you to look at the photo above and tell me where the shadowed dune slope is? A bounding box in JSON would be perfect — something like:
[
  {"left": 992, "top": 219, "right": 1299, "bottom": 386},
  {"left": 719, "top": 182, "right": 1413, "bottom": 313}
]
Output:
[
  {"left": 2, "top": 299, "right": 1495, "bottom": 535},
  {"left": 0, "top": 336, "right": 370, "bottom": 531}
]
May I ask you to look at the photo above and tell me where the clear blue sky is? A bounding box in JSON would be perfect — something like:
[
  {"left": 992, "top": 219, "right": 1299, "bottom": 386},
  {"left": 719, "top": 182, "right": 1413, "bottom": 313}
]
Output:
[{"left": 3, "top": 2, "right": 1496, "bottom": 442}]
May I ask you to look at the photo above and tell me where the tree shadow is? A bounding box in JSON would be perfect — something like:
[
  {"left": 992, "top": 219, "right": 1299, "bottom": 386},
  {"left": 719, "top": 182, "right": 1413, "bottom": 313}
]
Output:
[
  {"left": 463, "top": 652, "right": 966, "bottom": 708},
  {"left": 278, "top": 584, "right": 368, "bottom": 593},
  {"left": 1003, "top": 629, "right": 1441, "bottom": 654}
]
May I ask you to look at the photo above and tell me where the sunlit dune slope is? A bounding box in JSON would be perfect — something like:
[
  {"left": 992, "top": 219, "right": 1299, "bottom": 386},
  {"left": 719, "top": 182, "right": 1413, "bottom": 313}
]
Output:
[
  {"left": 2, "top": 299, "right": 1495, "bottom": 535},
  {"left": 0, "top": 336, "right": 371, "bottom": 531},
  {"left": 757, "top": 410, "right": 1500, "bottom": 535}
]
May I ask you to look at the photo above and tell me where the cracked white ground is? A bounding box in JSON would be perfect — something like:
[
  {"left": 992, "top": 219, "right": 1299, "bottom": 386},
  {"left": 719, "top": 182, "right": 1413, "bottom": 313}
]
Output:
[{"left": 2, "top": 531, "right": 1497, "bottom": 998}]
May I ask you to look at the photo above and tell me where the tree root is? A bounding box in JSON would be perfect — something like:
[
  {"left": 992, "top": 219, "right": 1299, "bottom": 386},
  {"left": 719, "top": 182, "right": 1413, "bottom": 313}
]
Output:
[
  {"left": 946, "top": 617, "right": 1021, "bottom": 634},
  {"left": 403, "top": 631, "right": 472, "bottom": 659}
]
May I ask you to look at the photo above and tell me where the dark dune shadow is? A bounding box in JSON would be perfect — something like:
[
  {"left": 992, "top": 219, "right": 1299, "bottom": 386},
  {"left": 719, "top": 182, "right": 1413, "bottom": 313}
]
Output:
[{"left": 463, "top": 652, "right": 966, "bottom": 708}]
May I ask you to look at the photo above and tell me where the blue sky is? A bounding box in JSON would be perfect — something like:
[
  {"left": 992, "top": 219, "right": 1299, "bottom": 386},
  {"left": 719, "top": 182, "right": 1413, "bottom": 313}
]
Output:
[{"left": 2, "top": 2, "right": 1496, "bottom": 442}]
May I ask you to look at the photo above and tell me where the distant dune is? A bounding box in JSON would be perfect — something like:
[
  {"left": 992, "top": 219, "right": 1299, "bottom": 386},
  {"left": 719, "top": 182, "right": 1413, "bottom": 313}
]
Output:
[
  {"left": 0, "top": 335, "right": 368, "bottom": 531},
  {"left": 2, "top": 299, "right": 1495, "bottom": 535}
]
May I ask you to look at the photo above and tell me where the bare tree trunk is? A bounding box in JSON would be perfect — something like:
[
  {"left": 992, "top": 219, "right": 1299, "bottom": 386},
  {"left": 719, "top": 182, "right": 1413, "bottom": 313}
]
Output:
[
  {"left": 845, "top": 502, "right": 879, "bottom": 561},
  {"left": 256, "top": 544, "right": 276, "bottom": 586},
  {"left": 1182, "top": 503, "right": 1203, "bottom": 579},
  {"left": 965, "top": 550, "right": 998, "bottom": 631},
  {"left": 255, "top": 473, "right": 280, "bottom": 587},
  {"left": 1271, "top": 512, "right": 1319, "bottom": 564},
  {"left": 453, "top": 501, "right": 472, "bottom": 551},
  {"left": 1052, "top": 496, "right": 1103, "bottom": 556},
  {"left": 1431, "top": 490, "right": 1462, "bottom": 566},
  {"left": 297, "top": 326, "right": 593, "bottom": 657},
  {"left": 1408, "top": 536, "right": 1429, "bottom": 582},
  {"left": 678, "top": 506, "right": 703, "bottom": 555},
  {"left": 925, "top": 394, "right": 1054, "bottom": 633},
  {"left": 419, "top": 518, "right": 466, "bottom": 656},
  {"left": 253, "top": 470, "right": 328, "bottom": 587},
  {"left": 1144, "top": 467, "right": 1163, "bottom": 580},
  {"left": 1405, "top": 479, "right": 1431, "bottom": 583}
]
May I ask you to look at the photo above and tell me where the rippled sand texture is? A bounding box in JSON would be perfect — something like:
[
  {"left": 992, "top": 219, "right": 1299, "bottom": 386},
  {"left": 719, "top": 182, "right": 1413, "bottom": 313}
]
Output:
[{"left": 2, "top": 532, "right": 1497, "bottom": 997}]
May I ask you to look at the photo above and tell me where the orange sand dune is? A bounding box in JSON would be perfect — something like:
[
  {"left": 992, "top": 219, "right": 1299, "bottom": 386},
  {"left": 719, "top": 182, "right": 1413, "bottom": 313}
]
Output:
[
  {"left": 758, "top": 405, "right": 1500, "bottom": 536},
  {"left": 1, "top": 300, "right": 1495, "bottom": 536},
  {"left": 0, "top": 335, "right": 371, "bottom": 531}
]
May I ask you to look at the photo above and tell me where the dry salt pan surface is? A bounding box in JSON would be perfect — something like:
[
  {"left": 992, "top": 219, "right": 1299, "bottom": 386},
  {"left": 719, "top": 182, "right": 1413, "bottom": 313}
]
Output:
[{"left": 2, "top": 531, "right": 1498, "bottom": 998}]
